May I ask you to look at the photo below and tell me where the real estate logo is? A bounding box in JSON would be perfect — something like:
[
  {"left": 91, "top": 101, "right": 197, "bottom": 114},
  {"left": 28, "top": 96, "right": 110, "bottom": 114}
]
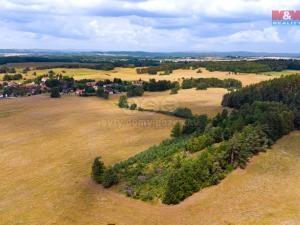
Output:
[{"left": 272, "top": 10, "right": 300, "bottom": 25}]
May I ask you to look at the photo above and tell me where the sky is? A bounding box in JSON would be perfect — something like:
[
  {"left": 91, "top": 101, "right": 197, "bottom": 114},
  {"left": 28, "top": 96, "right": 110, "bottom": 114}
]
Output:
[{"left": 0, "top": 0, "right": 300, "bottom": 52}]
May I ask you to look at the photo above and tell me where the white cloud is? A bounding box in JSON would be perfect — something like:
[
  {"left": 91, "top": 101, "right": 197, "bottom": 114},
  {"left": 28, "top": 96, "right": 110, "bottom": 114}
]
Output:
[
  {"left": 286, "top": 28, "right": 300, "bottom": 42},
  {"left": 2, "top": 0, "right": 300, "bottom": 18},
  {"left": 0, "top": 0, "right": 299, "bottom": 51},
  {"left": 228, "top": 27, "right": 282, "bottom": 43}
]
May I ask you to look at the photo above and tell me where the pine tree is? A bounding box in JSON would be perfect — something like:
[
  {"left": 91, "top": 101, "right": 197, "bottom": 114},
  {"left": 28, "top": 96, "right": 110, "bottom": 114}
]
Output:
[{"left": 91, "top": 157, "right": 105, "bottom": 184}]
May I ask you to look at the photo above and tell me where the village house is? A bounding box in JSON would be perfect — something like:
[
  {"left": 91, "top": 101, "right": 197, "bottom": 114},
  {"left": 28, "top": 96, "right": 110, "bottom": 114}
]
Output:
[
  {"left": 104, "top": 89, "right": 114, "bottom": 95},
  {"left": 103, "top": 83, "right": 118, "bottom": 88},
  {"left": 75, "top": 89, "right": 85, "bottom": 96},
  {"left": 85, "top": 81, "right": 98, "bottom": 91},
  {"left": 132, "top": 80, "right": 144, "bottom": 86},
  {"left": 86, "top": 82, "right": 97, "bottom": 87},
  {"left": 41, "top": 77, "right": 49, "bottom": 83}
]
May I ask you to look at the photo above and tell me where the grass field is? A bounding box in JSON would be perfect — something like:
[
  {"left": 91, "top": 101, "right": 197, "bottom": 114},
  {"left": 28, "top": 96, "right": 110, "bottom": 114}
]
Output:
[{"left": 2, "top": 75, "right": 300, "bottom": 224}]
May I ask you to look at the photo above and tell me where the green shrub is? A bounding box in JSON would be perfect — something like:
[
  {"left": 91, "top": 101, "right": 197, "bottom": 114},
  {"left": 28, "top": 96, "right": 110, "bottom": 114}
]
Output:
[
  {"left": 118, "top": 95, "right": 128, "bottom": 108},
  {"left": 103, "top": 168, "right": 119, "bottom": 188},
  {"left": 173, "top": 107, "right": 193, "bottom": 118},
  {"left": 171, "top": 122, "right": 182, "bottom": 138},
  {"left": 130, "top": 103, "right": 137, "bottom": 110},
  {"left": 170, "top": 87, "right": 178, "bottom": 94},
  {"left": 185, "top": 135, "right": 214, "bottom": 153},
  {"left": 127, "top": 86, "right": 144, "bottom": 97}
]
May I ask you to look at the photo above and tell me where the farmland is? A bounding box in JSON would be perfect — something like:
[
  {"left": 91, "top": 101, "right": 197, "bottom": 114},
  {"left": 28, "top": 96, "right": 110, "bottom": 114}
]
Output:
[
  {"left": 1, "top": 92, "right": 300, "bottom": 224},
  {"left": 2, "top": 64, "right": 273, "bottom": 86},
  {"left": 128, "top": 88, "right": 228, "bottom": 116},
  {"left": 2, "top": 0, "right": 300, "bottom": 223}
]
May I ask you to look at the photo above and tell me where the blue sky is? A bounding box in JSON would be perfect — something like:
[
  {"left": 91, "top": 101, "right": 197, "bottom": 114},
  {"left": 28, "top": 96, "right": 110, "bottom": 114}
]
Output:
[{"left": 1, "top": 0, "right": 300, "bottom": 52}]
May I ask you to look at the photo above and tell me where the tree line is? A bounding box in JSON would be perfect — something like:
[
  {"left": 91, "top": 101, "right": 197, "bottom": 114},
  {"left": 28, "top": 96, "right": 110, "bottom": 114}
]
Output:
[
  {"left": 222, "top": 75, "right": 300, "bottom": 127},
  {"left": 0, "top": 56, "right": 160, "bottom": 70},
  {"left": 2, "top": 74, "right": 23, "bottom": 81},
  {"left": 137, "top": 59, "right": 300, "bottom": 75},
  {"left": 182, "top": 77, "right": 242, "bottom": 90}
]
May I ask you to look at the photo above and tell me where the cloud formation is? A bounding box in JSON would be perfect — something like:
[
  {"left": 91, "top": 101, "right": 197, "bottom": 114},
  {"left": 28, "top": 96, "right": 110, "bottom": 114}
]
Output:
[{"left": 0, "top": 0, "right": 300, "bottom": 52}]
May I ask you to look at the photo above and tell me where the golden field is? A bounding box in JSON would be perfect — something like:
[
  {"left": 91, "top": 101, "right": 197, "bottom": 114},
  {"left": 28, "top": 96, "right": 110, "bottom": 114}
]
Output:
[
  {"left": 0, "top": 95, "right": 178, "bottom": 225},
  {"left": 1, "top": 94, "right": 300, "bottom": 225},
  {"left": 7, "top": 66, "right": 274, "bottom": 86},
  {"left": 128, "top": 88, "right": 228, "bottom": 116},
  {"left": 1, "top": 73, "right": 300, "bottom": 225}
]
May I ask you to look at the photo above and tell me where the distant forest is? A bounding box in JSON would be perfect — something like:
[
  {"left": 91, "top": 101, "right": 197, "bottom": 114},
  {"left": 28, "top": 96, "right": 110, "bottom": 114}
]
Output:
[
  {"left": 137, "top": 60, "right": 300, "bottom": 74},
  {"left": 1, "top": 55, "right": 300, "bottom": 73},
  {"left": 0, "top": 55, "right": 160, "bottom": 70}
]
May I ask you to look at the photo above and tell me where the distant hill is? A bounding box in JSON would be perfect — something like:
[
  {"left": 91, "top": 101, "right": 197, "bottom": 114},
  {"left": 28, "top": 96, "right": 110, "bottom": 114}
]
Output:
[{"left": 0, "top": 49, "right": 300, "bottom": 58}]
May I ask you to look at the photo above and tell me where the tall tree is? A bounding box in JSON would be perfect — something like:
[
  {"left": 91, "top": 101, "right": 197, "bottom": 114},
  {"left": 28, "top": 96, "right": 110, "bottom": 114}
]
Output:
[{"left": 91, "top": 157, "right": 105, "bottom": 184}]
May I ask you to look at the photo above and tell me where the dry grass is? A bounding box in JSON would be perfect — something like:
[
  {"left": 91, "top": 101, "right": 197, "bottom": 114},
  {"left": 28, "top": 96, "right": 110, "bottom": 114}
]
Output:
[
  {"left": 0, "top": 95, "right": 179, "bottom": 225},
  {"left": 1, "top": 89, "right": 300, "bottom": 225},
  {"left": 128, "top": 88, "right": 228, "bottom": 116}
]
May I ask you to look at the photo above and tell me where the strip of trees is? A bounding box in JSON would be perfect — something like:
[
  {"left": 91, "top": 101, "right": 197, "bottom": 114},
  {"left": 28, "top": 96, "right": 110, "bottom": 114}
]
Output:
[
  {"left": 182, "top": 78, "right": 242, "bottom": 90},
  {"left": 92, "top": 75, "right": 300, "bottom": 204}
]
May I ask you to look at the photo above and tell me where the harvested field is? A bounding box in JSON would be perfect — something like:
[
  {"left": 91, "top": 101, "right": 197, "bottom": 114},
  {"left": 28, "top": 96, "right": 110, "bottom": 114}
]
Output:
[
  {"left": 1, "top": 90, "right": 300, "bottom": 225},
  {"left": 128, "top": 88, "right": 228, "bottom": 116}
]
